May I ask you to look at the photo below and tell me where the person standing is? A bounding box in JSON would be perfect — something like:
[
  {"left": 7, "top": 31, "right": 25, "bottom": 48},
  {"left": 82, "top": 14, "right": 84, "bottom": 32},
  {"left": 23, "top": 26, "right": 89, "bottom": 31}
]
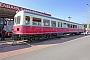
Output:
[{"left": 0, "top": 28, "right": 6, "bottom": 41}]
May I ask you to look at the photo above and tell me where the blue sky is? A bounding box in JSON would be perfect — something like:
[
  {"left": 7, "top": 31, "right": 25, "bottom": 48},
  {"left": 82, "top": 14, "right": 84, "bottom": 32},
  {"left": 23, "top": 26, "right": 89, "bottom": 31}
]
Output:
[{"left": 0, "top": 0, "right": 90, "bottom": 24}]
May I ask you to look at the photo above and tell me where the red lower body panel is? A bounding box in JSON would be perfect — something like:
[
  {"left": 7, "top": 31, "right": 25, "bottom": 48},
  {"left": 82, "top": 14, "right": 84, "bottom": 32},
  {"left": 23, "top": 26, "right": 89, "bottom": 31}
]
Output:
[
  {"left": 13, "top": 26, "right": 84, "bottom": 34},
  {"left": 88, "top": 29, "right": 90, "bottom": 33}
]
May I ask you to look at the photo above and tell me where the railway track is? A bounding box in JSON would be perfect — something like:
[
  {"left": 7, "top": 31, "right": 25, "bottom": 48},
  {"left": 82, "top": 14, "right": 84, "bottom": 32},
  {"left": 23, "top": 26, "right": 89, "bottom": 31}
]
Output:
[{"left": 0, "top": 34, "right": 83, "bottom": 46}]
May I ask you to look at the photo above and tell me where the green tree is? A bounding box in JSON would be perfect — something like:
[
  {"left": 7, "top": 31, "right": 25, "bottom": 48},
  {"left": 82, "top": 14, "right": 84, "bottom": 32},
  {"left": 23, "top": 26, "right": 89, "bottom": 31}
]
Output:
[{"left": 83, "top": 24, "right": 87, "bottom": 28}]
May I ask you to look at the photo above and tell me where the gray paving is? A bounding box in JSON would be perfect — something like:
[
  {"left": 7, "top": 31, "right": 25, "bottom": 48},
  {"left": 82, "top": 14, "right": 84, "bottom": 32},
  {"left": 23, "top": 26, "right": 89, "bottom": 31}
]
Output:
[{"left": 1, "top": 35, "right": 90, "bottom": 60}]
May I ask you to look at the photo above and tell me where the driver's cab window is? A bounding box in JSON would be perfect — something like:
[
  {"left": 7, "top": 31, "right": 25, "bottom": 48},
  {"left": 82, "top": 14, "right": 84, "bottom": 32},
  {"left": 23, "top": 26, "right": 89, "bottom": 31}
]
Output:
[
  {"left": 14, "top": 16, "right": 21, "bottom": 25},
  {"left": 25, "top": 16, "right": 30, "bottom": 25}
]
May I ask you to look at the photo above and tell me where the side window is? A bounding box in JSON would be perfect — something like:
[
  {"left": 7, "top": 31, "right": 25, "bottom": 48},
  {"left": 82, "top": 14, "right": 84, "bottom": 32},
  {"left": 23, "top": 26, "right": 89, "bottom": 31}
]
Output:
[
  {"left": 43, "top": 19, "right": 50, "bottom": 26},
  {"left": 32, "top": 17, "right": 41, "bottom": 26},
  {"left": 58, "top": 22, "right": 60, "bottom": 27},
  {"left": 63, "top": 23, "right": 66, "bottom": 28},
  {"left": 73, "top": 25, "right": 74, "bottom": 28},
  {"left": 67, "top": 24, "right": 70, "bottom": 28},
  {"left": 78, "top": 25, "right": 83, "bottom": 29},
  {"left": 51, "top": 21, "right": 56, "bottom": 27},
  {"left": 25, "top": 16, "right": 30, "bottom": 25},
  {"left": 73, "top": 25, "right": 77, "bottom": 28},
  {"left": 71, "top": 24, "right": 72, "bottom": 28},
  {"left": 60, "top": 22, "right": 62, "bottom": 28},
  {"left": 67, "top": 24, "right": 72, "bottom": 28},
  {"left": 58, "top": 22, "right": 62, "bottom": 27},
  {"left": 75, "top": 25, "right": 77, "bottom": 28},
  {"left": 80, "top": 25, "right": 82, "bottom": 29}
]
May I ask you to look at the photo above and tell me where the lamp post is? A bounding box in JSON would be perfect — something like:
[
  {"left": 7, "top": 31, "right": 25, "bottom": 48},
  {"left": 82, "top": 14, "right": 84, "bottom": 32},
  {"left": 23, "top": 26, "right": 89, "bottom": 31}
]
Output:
[
  {"left": 86, "top": 4, "right": 89, "bottom": 31},
  {"left": 68, "top": 15, "right": 72, "bottom": 21}
]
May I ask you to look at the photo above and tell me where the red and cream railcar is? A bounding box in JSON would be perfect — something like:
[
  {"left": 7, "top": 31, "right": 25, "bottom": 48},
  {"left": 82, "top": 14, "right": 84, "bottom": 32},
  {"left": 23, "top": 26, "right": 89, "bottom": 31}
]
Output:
[
  {"left": 87, "top": 28, "right": 90, "bottom": 34},
  {"left": 13, "top": 11, "right": 84, "bottom": 42}
]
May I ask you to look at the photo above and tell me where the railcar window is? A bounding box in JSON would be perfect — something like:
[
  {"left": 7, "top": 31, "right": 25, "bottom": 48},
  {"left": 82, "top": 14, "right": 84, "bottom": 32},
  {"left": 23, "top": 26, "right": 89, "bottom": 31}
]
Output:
[
  {"left": 14, "top": 17, "right": 17, "bottom": 24},
  {"left": 63, "top": 23, "right": 66, "bottom": 28},
  {"left": 77, "top": 26, "right": 79, "bottom": 29},
  {"left": 60, "top": 22, "right": 62, "bottom": 28},
  {"left": 58, "top": 22, "right": 60, "bottom": 27},
  {"left": 51, "top": 21, "right": 56, "bottom": 27},
  {"left": 75, "top": 25, "right": 77, "bottom": 28},
  {"left": 73, "top": 25, "right": 74, "bottom": 28},
  {"left": 73, "top": 25, "right": 77, "bottom": 28},
  {"left": 67, "top": 24, "right": 72, "bottom": 28},
  {"left": 17, "top": 16, "right": 20, "bottom": 24},
  {"left": 32, "top": 17, "right": 41, "bottom": 26},
  {"left": 67, "top": 24, "right": 70, "bottom": 28},
  {"left": 80, "top": 25, "right": 82, "bottom": 29},
  {"left": 89, "top": 24, "right": 90, "bottom": 28},
  {"left": 79, "top": 25, "right": 80, "bottom": 28},
  {"left": 14, "top": 16, "right": 20, "bottom": 24},
  {"left": 79, "top": 26, "right": 80, "bottom": 29},
  {"left": 25, "top": 16, "right": 30, "bottom": 25},
  {"left": 71, "top": 24, "right": 72, "bottom": 28},
  {"left": 43, "top": 19, "right": 50, "bottom": 26}
]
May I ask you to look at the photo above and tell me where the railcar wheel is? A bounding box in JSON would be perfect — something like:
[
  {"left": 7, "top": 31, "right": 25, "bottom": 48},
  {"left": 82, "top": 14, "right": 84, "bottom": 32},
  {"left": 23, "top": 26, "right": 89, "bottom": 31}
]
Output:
[
  {"left": 40, "top": 35, "right": 45, "bottom": 41},
  {"left": 30, "top": 37, "right": 38, "bottom": 43},
  {"left": 37, "top": 35, "right": 43, "bottom": 42},
  {"left": 44, "top": 35, "right": 48, "bottom": 40}
]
